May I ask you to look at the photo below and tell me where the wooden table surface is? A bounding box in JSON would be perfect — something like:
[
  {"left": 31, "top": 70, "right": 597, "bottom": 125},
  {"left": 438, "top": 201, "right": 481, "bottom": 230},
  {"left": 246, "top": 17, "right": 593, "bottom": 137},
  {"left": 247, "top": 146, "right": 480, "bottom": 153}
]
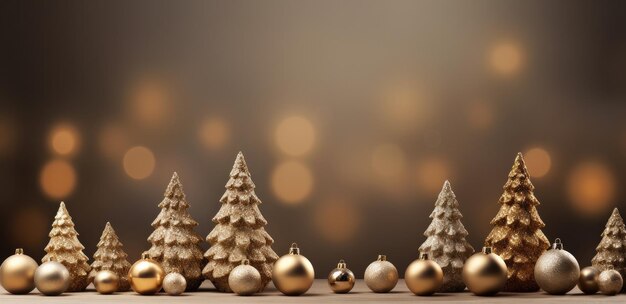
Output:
[{"left": 1, "top": 279, "right": 624, "bottom": 303}]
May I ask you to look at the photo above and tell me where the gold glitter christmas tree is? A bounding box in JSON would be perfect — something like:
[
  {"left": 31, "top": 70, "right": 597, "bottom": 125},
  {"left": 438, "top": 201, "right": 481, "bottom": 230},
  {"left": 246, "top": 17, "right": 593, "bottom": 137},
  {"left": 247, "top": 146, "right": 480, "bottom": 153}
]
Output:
[
  {"left": 203, "top": 152, "right": 278, "bottom": 292},
  {"left": 485, "top": 153, "right": 550, "bottom": 292},
  {"left": 592, "top": 208, "right": 626, "bottom": 292},
  {"left": 146, "top": 172, "right": 205, "bottom": 291},
  {"left": 43, "top": 202, "right": 91, "bottom": 292},
  {"left": 89, "top": 222, "right": 132, "bottom": 291},
  {"left": 419, "top": 180, "right": 474, "bottom": 292}
]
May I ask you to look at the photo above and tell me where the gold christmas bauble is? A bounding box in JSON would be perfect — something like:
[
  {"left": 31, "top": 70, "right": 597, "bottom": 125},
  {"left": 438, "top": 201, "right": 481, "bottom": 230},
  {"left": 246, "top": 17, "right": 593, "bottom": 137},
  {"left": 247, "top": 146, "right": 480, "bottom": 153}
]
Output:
[
  {"left": 0, "top": 248, "right": 38, "bottom": 294},
  {"left": 534, "top": 238, "right": 580, "bottom": 295},
  {"left": 163, "top": 272, "right": 187, "bottom": 296},
  {"left": 34, "top": 260, "right": 69, "bottom": 296},
  {"left": 364, "top": 255, "right": 398, "bottom": 293},
  {"left": 94, "top": 270, "right": 119, "bottom": 294},
  {"left": 462, "top": 247, "right": 507, "bottom": 296},
  {"left": 327, "top": 259, "right": 355, "bottom": 293},
  {"left": 404, "top": 252, "right": 443, "bottom": 296},
  {"left": 128, "top": 253, "right": 165, "bottom": 295},
  {"left": 598, "top": 269, "right": 623, "bottom": 296},
  {"left": 272, "top": 243, "right": 315, "bottom": 296},
  {"left": 578, "top": 266, "right": 600, "bottom": 294},
  {"left": 228, "top": 259, "right": 261, "bottom": 296}
]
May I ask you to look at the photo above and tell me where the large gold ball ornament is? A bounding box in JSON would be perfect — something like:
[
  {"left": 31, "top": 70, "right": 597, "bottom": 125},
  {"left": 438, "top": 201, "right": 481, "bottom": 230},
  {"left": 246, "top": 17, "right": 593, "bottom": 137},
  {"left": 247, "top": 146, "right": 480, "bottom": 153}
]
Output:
[
  {"left": 163, "top": 272, "right": 187, "bottom": 296},
  {"left": 462, "top": 247, "right": 507, "bottom": 296},
  {"left": 128, "top": 253, "right": 165, "bottom": 295},
  {"left": 534, "top": 238, "right": 580, "bottom": 295},
  {"left": 598, "top": 269, "right": 623, "bottom": 296},
  {"left": 0, "top": 248, "right": 38, "bottom": 294},
  {"left": 404, "top": 252, "right": 443, "bottom": 296},
  {"left": 34, "top": 259, "right": 69, "bottom": 296},
  {"left": 364, "top": 255, "right": 398, "bottom": 293},
  {"left": 578, "top": 266, "right": 600, "bottom": 294},
  {"left": 228, "top": 259, "right": 261, "bottom": 296},
  {"left": 272, "top": 243, "right": 315, "bottom": 296},
  {"left": 327, "top": 259, "right": 355, "bottom": 293},
  {"left": 94, "top": 270, "right": 119, "bottom": 294}
]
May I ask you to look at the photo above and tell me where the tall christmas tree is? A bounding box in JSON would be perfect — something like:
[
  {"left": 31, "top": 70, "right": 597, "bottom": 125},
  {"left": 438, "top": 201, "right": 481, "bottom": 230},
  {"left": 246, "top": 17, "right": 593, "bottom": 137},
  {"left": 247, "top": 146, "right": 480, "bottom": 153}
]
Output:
[
  {"left": 419, "top": 180, "right": 474, "bottom": 292},
  {"left": 43, "top": 202, "right": 91, "bottom": 292},
  {"left": 89, "top": 222, "right": 132, "bottom": 291},
  {"left": 592, "top": 208, "right": 626, "bottom": 291},
  {"left": 203, "top": 152, "right": 279, "bottom": 292},
  {"left": 146, "top": 172, "right": 205, "bottom": 291},
  {"left": 484, "top": 153, "right": 550, "bottom": 292}
]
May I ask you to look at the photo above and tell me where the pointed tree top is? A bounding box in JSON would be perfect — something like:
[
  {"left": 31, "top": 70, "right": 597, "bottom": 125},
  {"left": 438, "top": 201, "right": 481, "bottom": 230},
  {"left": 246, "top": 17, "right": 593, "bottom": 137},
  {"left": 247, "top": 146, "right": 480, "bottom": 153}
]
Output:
[
  {"left": 232, "top": 151, "right": 251, "bottom": 175},
  {"left": 57, "top": 201, "right": 69, "bottom": 216},
  {"left": 164, "top": 172, "right": 185, "bottom": 198},
  {"left": 103, "top": 222, "right": 114, "bottom": 233},
  {"left": 442, "top": 180, "right": 452, "bottom": 192},
  {"left": 612, "top": 208, "right": 621, "bottom": 218},
  {"left": 514, "top": 152, "right": 527, "bottom": 169}
]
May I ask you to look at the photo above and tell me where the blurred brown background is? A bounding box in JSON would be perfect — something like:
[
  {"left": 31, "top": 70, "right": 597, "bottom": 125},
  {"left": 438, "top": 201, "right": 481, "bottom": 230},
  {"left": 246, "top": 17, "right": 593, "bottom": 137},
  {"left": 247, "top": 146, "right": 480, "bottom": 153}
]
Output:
[{"left": 1, "top": 0, "right": 626, "bottom": 278}]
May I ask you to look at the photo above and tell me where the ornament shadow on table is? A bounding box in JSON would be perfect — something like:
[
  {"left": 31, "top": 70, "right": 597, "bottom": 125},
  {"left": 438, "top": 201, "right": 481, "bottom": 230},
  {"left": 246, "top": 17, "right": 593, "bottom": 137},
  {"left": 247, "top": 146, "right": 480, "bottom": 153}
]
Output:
[
  {"left": 592, "top": 208, "right": 626, "bottom": 292},
  {"left": 462, "top": 246, "right": 507, "bottom": 296},
  {"left": 364, "top": 255, "right": 398, "bottom": 293},
  {"left": 272, "top": 243, "right": 315, "bottom": 296},
  {"left": 484, "top": 153, "right": 550, "bottom": 292},
  {"left": 0, "top": 248, "right": 38, "bottom": 294},
  {"left": 146, "top": 172, "right": 205, "bottom": 291},
  {"left": 204, "top": 152, "right": 279, "bottom": 292},
  {"left": 327, "top": 259, "right": 355, "bottom": 293},
  {"left": 404, "top": 252, "right": 443, "bottom": 296},
  {"left": 89, "top": 222, "right": 132, "bottom": 292},
  {"left": 128, "top": 252, "right": 165, "bottom": 295},
  {"left": 418, "top": 180, "right": 474, "bottom": 292},
  {"left": 534, "top": 238, "right": 580, "bottom": 295},
  {"left": 42, "top": 202, "right": 91, "bottom": 292}
]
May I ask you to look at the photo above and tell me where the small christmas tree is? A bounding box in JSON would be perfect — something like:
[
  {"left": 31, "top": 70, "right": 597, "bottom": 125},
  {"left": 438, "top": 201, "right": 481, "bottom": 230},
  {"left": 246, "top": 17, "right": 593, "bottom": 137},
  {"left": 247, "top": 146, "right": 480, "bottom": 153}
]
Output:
[
  {"left": 146, "top": 172, "right": 205, "bottom": 291},
  {"left": 203, "top": 152, "right": 279, "bottom": 292},
  {"left": 592, "top": 208, "right": 626, "bottom": 291},
  {"left": 89, "top": 222, "right": 132, "bottom": 291},
  {"left": 43, "top": 202, "right": 91, "bottom": 292},
  {"left": 485, "top": 153, "right": 550, "bottom": 292},
  {"left": 419, "top": 180, "right": 474, "bottom": 292}
]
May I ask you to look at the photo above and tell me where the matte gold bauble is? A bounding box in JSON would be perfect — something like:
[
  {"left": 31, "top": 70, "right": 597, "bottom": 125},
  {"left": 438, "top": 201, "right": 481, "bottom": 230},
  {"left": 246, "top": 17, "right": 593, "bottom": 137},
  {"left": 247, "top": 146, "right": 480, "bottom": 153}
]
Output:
[
  {"left": 128, "top": 253, "right": 165, "bottom": 295},
  {"left": 578, "top": 266, "right": 600, "bottom": 294},
  {"left": 163, "top": 273, "right": 186, "bottom": 296},
  {"left": 598, "top": 269, "right": 623, "bottom": 296},
  {"left": 34, "top": 259, "right": 69, "bottom": 296},
  {"left": 228, "top": 259, "right": 261, "bottom": 296},
  {"left": 0, "top": 248, "right": 38, "bottom": 294},
  {"left": 404, "top": 252, "right": 443, "bottom": 296},
  {"left": 327, "top": 259, "right": 355, "bottom": 293},
  {"left": 94, "top": 270, "right": 119, "bottom": 294},
  {"left": 534, "top": 238, "right": 580, "bottom": 295},
  {"left": 462, "top": 247, "right": 507, "bottom": 296},
  {"left": 364, "top": 255, "right": 398, "bottom": 293},
  {"left": 272, "top": 243, "right": 315, "bottom": 296}
]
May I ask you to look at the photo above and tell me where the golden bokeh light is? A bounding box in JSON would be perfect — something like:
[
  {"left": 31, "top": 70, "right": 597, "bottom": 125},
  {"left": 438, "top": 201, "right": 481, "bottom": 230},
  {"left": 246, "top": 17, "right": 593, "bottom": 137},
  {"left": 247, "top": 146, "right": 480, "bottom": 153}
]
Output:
[
  {"left": 49, "top": 124, "right": 79, "bottom": 156},
  {"left": 467, "top": 100, "right": 495, "bottom": 130},
  {"left": 416, "top": 157, "right": 452, "bottom": 193},
  {"left": 489, "top": 41, "right": 524, "bottom": 76},
  {"left": 313, "top": 198, "right": 360, "bottom": 243},
  {"left": 123, "top": 146, "right": 156, "bottom": 180},
  {"left": 130, "top": 80, "right": 170, "bottom": 127},
  {"left": 12, "top": 207, "right": 48, "bottom": 248},
  {"left": 524, "top": 147, "right": 552, "bottom": 178},
  {"left": 567, "top": 161, "right": 615, "bottom": 216},
  {"left": 380, "top": 83, "right": 430, "bottom": 132},
  {"left": 275, "top": 116, "right": 316, "bottom": 156},
  {"left": 271, "top": 160, "right": 314, "bottom": 204},
  {"left": 371, "top": 144, "right": 407, "bottom": 178},
  {"left": 199, "top": 117, "right": 230, "bottom": 150},
  {"left": 99, "top": 123, "right": 130, "bottom": 159},
  {"left": 40, "top": 159, "right": 77, "bottom": 199}
]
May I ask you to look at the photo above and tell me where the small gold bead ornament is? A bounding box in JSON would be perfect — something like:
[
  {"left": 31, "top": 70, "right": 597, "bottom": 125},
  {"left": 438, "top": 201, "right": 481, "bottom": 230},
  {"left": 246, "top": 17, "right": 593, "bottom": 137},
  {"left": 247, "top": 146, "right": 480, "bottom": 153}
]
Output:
[{"left": 327, "top": 259, "right": 355, "bottom": 293}]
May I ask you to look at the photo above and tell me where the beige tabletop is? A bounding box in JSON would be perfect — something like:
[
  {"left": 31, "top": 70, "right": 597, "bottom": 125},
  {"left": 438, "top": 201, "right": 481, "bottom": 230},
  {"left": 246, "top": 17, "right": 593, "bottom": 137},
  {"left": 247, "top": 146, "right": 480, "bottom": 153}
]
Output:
[{"left": 1, "top": 279, "right": 623, "bottom": 303}]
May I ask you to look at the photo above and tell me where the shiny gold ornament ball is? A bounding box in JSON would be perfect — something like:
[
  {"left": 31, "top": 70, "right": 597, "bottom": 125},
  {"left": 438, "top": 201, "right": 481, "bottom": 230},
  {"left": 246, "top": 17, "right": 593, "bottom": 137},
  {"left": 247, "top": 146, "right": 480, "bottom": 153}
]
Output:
[
  {"left": 598, "top": 269, "right": 623, "bottom": 296},
  {"left": 404, "top": 253, "right": 443, "bottom": 296},
  {"left": 34, "top": 260, "right": 70, "bottom": 296},
  {"left": 128, "top": 253, "right": 165, "bottom": 295},
  {"left": 578, "top": 266, "right": 600, "bottom": 294},
  {"left": 272, "top": 243, "right": 315, "bottom": 296},
  {"left": 534, "top": 239, "right": 580, "bottom": 295},
  {"left": 364, "top": 255, "right": 398, "bottom": 293},
  {"left": 163, "top": 273, "right": 187, "bottom": 296},
  {"left": 94, "top": 270, "right": 119, "bottom": 294},
  {"left": 0, "top": 248, "right": 38, "bottom": 294},
  {"left": 228, "top": 259, "right": 261, "bottom": 296},
  {"left": 462, "top": 247, "right": 507, "bottom": 296},
  {"left": 327, "top": 259, "right": 355, "bottom": 293}
]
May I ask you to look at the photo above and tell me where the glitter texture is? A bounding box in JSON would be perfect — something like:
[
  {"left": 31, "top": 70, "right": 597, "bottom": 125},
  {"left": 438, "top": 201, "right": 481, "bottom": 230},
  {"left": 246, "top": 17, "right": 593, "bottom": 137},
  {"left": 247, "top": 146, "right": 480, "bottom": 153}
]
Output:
[
  {"left": 592, "top": 208, "right": 626, "bottom": 292},
  {"left": 89, "top": 222, "right": 132, "bottom": 291}
]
